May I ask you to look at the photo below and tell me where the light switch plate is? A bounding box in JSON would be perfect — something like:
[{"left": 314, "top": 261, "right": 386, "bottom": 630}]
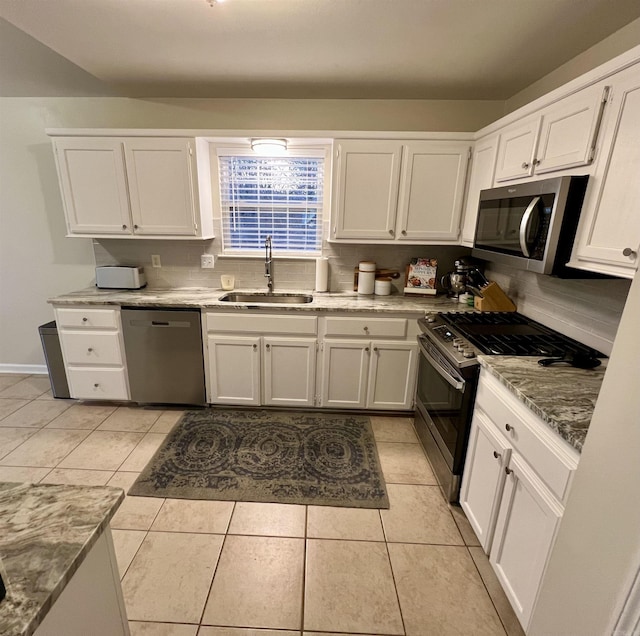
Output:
[
  {"left": 151, "top": 254, "right": 161, "bottom": 268},
  {"left": 201, "top": 254, "right": 215, "bottom": 269}
]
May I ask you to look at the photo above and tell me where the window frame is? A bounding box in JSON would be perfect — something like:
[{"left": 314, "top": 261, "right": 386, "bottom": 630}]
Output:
[{"left": 213, "top": 142, "right": 332, "bottom": 258}]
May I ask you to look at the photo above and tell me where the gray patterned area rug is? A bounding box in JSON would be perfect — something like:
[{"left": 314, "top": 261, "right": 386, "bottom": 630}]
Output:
[{"left": 129, "top": 409, "right": 389, "bottom": 509}]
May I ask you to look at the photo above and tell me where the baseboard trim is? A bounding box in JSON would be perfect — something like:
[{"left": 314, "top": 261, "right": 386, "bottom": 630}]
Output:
[{"left": 0, "top": 364, "right": 48, "bottom": 375}]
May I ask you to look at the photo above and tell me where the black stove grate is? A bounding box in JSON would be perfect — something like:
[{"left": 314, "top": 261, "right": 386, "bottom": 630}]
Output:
[{"left": 439, "top": 312, "right": 604, "bottom": 357}]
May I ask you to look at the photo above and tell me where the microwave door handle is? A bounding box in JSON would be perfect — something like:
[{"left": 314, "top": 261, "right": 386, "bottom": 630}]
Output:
[
  {"left": 519, "top": 196, "right": 540, "bottom": 258},
  {"left": 418, "top": 338, "right": 465, "bottom": 391}
]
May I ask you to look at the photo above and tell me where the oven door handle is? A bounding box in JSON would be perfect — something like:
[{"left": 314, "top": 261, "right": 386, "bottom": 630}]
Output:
[
  {"left": 418, "top": 338, "right": 465, "bottom": 391},
  {"left": 519, "top": 196, "right": 540, "bottom": 258}
]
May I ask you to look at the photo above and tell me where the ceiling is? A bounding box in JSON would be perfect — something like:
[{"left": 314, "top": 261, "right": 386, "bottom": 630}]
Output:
[{"left": 1, "top": 0, "right": 640, "bottom": 99}]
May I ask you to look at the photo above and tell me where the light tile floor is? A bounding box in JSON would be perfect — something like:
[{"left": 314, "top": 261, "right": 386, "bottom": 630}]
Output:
[{"left": 0, "top": 374, "right": 525, "bottom": 636}]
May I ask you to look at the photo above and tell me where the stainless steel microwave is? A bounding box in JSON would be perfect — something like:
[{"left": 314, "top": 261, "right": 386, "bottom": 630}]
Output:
[{"left": 472, "top": 175, "right": 589, "bottom": 277}]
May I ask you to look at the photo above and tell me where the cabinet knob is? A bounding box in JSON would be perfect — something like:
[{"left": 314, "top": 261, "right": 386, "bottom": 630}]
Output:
[
  {"left": 252, "top": 344, "right": 257, "bottom": 351},
  {"left": 363, "top": 326, "right": 369, "bottom": 332},
  {"left": 82, "top": 317, "right": 88, "bottom": 322},
  {"left": 401, "top": 229, "right": 407, "bottom": 236},
  {"left": 266, "top": 344, "right": 271, "bottom": 351},
  {"left": 388, "top": 229, "right": 394, "bottom": 236},
  {"left": 493, "top": 450, "right": 501, "bottom": 459},
  {"left": 373, "top": 347, "right": 378, "bottom": 352},
  {"left": 87, "top": 347, "right": 93, "bottom": 353},
  {"left": 122, "top": 224, "right": 127, "bottom": 230},
  {"left": 505, "top": 423, "right": 513, "bottom": 432},
  {"left": 365, "top": 347, "right": 370, "bottom": 352},
  {"left": 533, "top": 158, "right": 541, "bottom": 166},
  {"left": 93, "top": 383, "right": 99, "bottom": 388},
  {"left": 622, "top": 247, "right": 637, "bottom": 258},
  {"left": 521, "top": 162, "right": 530, "bottom": 169},
  {"left": 505, "top": 466, "right": 513, "bottom": 476},
  {"left": 133, "top": 224, "right": 139, "bottom": 230}
]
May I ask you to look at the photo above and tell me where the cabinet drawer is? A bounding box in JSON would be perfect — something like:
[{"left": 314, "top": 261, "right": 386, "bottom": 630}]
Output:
[
  {"left": 206, "top": 313, "right": 317, "bottom": 335},
  {"left": 66, "top": 367, "right": 129, "bottom": 401},
  {"left": 56, "top": 307, "right": 119, "bottom": 329},
  {"left": 60, "top": 331, "right": 124, "bottom": 366},
  {"left": 476, "top": 370, "right": 578, "bottom": 503},
  {"left": 324, "top": 317, "right": 407, "bottom": 338}
]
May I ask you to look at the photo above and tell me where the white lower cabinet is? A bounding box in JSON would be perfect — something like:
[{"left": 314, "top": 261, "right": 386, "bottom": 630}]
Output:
[
  {"left": 460, "top": 368, "right": 579, "bottom": 632},
  {"left": 54, "top": 305, "right": 130, "bottom": 401},
  {"left": 205, "top": 313, "right": 318, "bottom": 407}
]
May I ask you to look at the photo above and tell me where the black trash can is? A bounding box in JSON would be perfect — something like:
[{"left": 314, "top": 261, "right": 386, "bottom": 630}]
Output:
[{"left": 38, "top": 321, "right": 71, "bottom": 399}]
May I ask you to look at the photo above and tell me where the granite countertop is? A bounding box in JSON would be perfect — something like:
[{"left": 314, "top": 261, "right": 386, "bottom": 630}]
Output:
[
  {"left": 0, "top": 483, "right": 124, "bottom": 636},
  {"left": 478, "top": 355, "right": 607, "bottom": 453},
  {"left": 48, "top": 286, "right": 470, "bottom": 314}
]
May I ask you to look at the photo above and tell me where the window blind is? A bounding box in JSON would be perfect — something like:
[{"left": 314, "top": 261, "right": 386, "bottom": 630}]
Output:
[{"left": 218, "top": 154, "right": 324, "bottom": 253}]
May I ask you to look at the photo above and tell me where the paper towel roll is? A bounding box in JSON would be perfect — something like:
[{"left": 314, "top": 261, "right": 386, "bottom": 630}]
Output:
[{"left": 315, "top": 257, "right": 329, "bottom": 292}]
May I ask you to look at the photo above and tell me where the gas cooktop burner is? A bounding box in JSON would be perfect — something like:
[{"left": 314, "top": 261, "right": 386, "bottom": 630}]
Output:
[{"left": 418, "top": 311, "right": 604, "bottom": 367}]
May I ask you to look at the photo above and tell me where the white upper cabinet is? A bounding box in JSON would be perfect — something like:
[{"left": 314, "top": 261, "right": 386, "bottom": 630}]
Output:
[
  {"left": 332, "top": 139, "right": 470, "bottom": 243},
  {"left": 569, "top": 64, "right": 640, "bottom": 278},
  {"left": 495, "top": 83, "right": 610, "bottom": 182},
  {"left": 52, "top": 136, "right": 214, "bottom": 239},
  {"left": 460, "top": 135, "right": 499, "bottom": 246}
]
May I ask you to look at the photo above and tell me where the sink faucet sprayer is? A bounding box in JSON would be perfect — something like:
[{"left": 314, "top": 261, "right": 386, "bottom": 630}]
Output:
[{"left": 265, "top": 235, "right": 273, "bottom": 292}]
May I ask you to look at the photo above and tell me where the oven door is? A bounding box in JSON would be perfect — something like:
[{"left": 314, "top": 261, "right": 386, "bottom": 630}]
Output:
[{"left": 415, "top": 335, "right": 478, "bottom": 473}]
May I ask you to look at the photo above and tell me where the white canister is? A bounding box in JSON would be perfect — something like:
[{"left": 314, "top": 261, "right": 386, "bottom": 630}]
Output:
[
  {"left": 357, "top": 261, "right": 376, "bottom": 295},
  {"left": 374, "top": 277, "right": 392, "bottom": 296}
]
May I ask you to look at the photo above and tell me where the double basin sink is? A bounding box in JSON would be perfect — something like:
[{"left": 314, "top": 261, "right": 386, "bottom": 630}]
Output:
[{"left": 219, "top": 292, "right": 313, "bottom": 304}]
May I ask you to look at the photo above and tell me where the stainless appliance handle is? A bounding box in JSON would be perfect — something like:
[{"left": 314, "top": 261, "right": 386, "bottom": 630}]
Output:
[
  {"left": 519, "top": 196, "right": 540, "bottom": 258},
  {"left": 418, "top": 338, "right": 465, "bottom": 391}
]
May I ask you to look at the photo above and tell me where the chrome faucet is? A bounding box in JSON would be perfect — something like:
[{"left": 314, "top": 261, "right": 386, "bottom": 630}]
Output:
[{"left": 264, "top": 235, "right": 273, "bottom": 292}]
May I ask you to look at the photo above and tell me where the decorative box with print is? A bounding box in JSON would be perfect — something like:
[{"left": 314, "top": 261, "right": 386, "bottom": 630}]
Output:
[{"left": 404, "top": 257, "right": 438, "bottom": 295}]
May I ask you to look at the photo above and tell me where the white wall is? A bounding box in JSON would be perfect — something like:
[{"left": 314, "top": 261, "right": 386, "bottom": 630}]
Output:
[{"left": 529, "top": 267, "right": 640, "bottom": 636}]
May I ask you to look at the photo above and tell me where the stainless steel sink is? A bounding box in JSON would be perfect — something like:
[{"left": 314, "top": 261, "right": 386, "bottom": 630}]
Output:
[{"left": 219, "top": 292, "right": 313, "bottom": 304}]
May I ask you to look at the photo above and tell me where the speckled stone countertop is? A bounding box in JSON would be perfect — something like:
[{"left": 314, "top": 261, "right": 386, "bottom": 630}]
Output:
[
  {"left": 0, "top": 483, "right": 124, "bottom": 636},
  {"left": 48, "top": 286, "right": 471, "bottom": 314},
  {"left": 478, "top": 356, "right": 608, "bottom": 453}
]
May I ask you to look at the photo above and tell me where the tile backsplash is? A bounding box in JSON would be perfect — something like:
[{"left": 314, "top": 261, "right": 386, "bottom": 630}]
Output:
[
  {"left": 92, "top": 228, "right": 472, "bottom": 295},
  {"left": 484, "top": 263, "right": 631, "bottom": 355}
]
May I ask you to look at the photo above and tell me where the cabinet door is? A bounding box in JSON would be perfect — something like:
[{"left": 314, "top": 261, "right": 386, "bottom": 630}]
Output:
[
  {"left": 263, "top": 337, "right": 316, "bottom": 407},
  {"left": 207, "top": 335, "right": 261, "bottom": 405},
  {"left": 460, "top": 136, "right": 498, "bottom": 246},
  {"left": 396, "top": 141, "right": 470, "bottom": 242},
  {"left": 570, "top": 67, "right": 640, "bottom": 277},
  {"left": 333, "top": 140, "right": 402, "bottom": 240},
  {"left": 366, "top": 341, "right": 417, "bottom": 410},
  {"left": 54, "top": 138, "right": 131, "bottom": 235},
  {"left": 490, "top": 454, "right": 563, "bottom": 631},
  {"left": 460, "top": 410, "right": 512, "bottom": 552},
  {"left": 535, "top": 84, "right": 609, "bottom": 174},
  {"left": 494, "top": 118, "right": 540, "bottom": 182},
  {"left": 320, "top": 340, "right": 369, "bottom": 409},
  {"left": 124, "top": 138, "right": 197, "bottom": 236}
]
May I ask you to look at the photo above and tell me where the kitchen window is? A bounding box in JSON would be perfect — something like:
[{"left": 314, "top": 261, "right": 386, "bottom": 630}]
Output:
[{"left": 216, "top": 144, "right": 329, "bottom": 256}]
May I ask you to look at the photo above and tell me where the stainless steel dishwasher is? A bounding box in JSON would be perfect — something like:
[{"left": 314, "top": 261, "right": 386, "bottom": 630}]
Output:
[{"left": 121, "top": 307, "right": 206, "bottom": 405}]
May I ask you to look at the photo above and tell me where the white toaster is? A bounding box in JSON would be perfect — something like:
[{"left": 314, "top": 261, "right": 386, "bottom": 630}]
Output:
[{"left": 95, "top": 266, "right": 147, "bottom": 289}]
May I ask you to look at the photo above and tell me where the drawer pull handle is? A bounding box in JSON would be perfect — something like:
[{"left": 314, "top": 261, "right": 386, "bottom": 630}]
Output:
[
  {"left": 82, "top": 317, "right": 88, "bottom": 322},
  {"left": 505, "top": 467, "right": 513, "bottom": 476},
  {"left": 505, "top": 423, "right": 513, "bottom": 432},
  {"left": 93, "top": 383, "right": 99, "bottom": 388},
  {"left": 493, "top": 451, "right": 501, "bottom": 459},
  {"left": 87, "top": 347, "right": 93, "bottom": 353}
]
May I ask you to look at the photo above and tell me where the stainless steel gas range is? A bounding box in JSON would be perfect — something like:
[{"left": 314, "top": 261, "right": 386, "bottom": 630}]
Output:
[{"left": 415, "top": 311, "right": 604, "bottom": 503}]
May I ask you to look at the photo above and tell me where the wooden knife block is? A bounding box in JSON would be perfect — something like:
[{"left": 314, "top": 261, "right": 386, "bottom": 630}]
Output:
[{"left": 474, "top": 282, "right": 517, "bottom": 312}]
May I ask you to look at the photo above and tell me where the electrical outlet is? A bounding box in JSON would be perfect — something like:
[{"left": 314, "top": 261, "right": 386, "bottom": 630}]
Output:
[
  {"left": 151, "top": 254, "right": 161, "bottom": 268},
  {"left": 201, "top": 254, "right": 215, "bottom": 269}
]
